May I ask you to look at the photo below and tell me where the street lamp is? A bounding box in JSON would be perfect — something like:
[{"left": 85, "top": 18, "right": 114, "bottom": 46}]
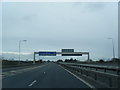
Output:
[
  {"left": 108, "top": 38, "right": 115, "bottom": 59},
  {"left": 19, "top": 40, "right": 27, "bottom": 64}
]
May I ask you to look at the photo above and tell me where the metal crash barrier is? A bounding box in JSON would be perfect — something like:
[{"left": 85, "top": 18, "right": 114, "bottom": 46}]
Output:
[{"left": 59, "top": 63, "right": 120, "bottom": 88}]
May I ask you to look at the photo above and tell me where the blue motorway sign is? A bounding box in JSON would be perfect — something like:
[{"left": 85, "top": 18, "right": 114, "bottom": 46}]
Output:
[{"left": 39, "top": 52, "right": 56, "bottom": 56}]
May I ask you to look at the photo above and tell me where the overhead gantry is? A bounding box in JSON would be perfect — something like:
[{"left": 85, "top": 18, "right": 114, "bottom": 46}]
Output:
[{"left": 33, "top": 49, "right": 90, "bottom": 64}]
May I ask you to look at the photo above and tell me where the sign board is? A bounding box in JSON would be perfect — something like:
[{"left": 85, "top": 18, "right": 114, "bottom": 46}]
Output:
[
  {"left": 62, "top": 54, "right": 82, "bottom": 56},
  {"left": 62, "top": 49, "right": 74, "bottom": 52},
  {"left": 39, "top": 52, "right": 56, "bottom": 56}
]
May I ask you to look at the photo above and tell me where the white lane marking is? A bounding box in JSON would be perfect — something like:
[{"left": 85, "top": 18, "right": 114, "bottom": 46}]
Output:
[
  {"left": 2, "top": 64, "right": 48, "bottom": 78},
  {"left": 59, "top": 65, "right": 95, "bottom": 89},
  {"left": 10, "top": 70, "right": 16, "bottom": 73},
  {"left": 28, "top": 80, "right": 37, "bottom": 87}
]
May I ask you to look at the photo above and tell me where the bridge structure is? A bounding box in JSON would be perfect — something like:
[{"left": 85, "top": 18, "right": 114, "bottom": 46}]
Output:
[{"left": 33, "top": 49, "right": 90, "bottom": 64}]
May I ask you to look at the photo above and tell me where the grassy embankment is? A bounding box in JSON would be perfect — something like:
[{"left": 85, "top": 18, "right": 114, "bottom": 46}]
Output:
[{"left": 2, "top": 60, "right": 44, "bottom": 68}]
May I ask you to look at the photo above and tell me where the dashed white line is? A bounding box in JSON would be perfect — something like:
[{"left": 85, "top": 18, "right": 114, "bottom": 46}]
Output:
[
  {"left": 28, "top": 80, "right": 37, "bottom": 87},
  {"left": 10, "top": 70, "right": 16, "bottom": 73},
  {"left": 59, "top": 65, "right": 95, "bottom": 89}
]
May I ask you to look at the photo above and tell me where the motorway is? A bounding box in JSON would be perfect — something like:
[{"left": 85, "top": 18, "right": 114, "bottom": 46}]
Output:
[{"left": 2, "top": 62, "right": 90, "bottom": 88}]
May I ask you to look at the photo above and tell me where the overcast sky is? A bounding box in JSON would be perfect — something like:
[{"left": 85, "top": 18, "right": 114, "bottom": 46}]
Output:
[{"left": 1, "top": 2, "right": 118, "bottom": 61}]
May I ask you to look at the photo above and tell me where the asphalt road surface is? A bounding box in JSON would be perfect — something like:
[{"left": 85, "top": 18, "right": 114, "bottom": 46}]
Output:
[{"left": 2, "top": 63, "right": 90, "bottom": 88}]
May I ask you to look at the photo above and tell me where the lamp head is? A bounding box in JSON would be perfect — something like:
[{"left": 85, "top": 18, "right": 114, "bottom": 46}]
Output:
[{"left": 22, "top": 40, "right": 27, "bottom": 42}]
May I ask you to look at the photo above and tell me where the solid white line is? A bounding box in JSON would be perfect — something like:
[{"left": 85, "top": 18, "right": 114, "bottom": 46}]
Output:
[
  {"left": 28, "top": 80, "right": 37, "bottom": 87},
  {"left": 59, "top": 65, "right": 95, "bottom": 89}
]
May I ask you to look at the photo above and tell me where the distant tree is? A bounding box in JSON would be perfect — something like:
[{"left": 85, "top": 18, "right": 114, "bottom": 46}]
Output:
[
  {"left": 64, "top": 59, "right": 69, "bottom": 62},
  {"left": 57, "top": 60, "right": 63, "bottom": 62},
  {"left": 74, "top": 59, "right": 77, "bottom": 62},
  {"left": 39, "top": 59, "right": 42, "bottom": 62},
  {"left": 111, "top": 58, "right": 120, "bottom": 62},
  {"left": 47, "top": 60, "right": 50, "bottom": 62},
  {"left": 64, "top": 58, "right": 77, "bottom": 62},
  {"left": 99, "top": 59, "right": 104, "bottom": 62},
  {"left": 86, "top": 59, "right": 93, "bottom": 63},
  {"left": 70, "top": 58, "right": 74, "bottom": 62}
]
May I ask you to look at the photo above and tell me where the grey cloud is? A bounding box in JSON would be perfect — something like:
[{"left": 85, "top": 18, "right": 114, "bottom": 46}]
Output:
[
  {"left": 86, "top": 2, "right": 106, "bottom": 11},
  {"left": 23, "top": 13, "right": 38, "bottom": 21},
  {"left": 73, "top": 2, "right": 106, "bottom": 12}
]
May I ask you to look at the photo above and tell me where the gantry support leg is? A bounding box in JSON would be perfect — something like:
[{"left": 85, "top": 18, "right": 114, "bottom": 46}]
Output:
[
  {"left": 88, "top": 53, "right": 90, "bottom": 60},
  {"left": 33, "top": 52, "right": 35, "bottom": 64}
]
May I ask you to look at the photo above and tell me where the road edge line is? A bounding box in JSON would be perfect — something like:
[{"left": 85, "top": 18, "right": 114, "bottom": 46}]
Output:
[{"left": 59, "top": 65, "right": 95, "bottom": 89}]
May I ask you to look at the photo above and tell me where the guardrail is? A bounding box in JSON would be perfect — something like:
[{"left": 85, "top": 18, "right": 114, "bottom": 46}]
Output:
[{"left": 59, "top": 63, "right": 120, "bottom": 88}]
